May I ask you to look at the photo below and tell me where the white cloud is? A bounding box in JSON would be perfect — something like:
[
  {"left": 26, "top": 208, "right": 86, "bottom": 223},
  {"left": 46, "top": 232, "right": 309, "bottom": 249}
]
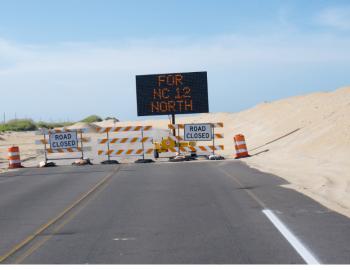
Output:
[
  {"left": 0, "top": 33, "right": 350, "bottom": 121},
  {"left": 316, "top": 6, "right": 350, "bottom": 30},
  {"left": 1, "top": 34, "right": 350, "bottom": 76}
]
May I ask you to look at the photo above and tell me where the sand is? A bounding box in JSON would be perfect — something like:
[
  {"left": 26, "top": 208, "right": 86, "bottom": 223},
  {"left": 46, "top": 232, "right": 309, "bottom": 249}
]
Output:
[
  {"left": 0, "top": 131, "right": 40, "bottom": 161},
  {"left": 1, "top": 86, "right": 349, "bottom": 217}
]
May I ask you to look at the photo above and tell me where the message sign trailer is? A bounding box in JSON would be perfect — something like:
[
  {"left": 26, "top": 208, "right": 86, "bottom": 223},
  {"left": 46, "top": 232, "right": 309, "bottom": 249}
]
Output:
[
  {"left": 136, "top": 71, "right": 209, "bottom": 137},
  {"left": 96, "top": 125, "right": 154, "bottom": 163},
  {"left": 168, "top": 122, "right": 224, "bottom": 156},
  {"left": 35, "top": 128, "right": 91, "bottom": 163}
]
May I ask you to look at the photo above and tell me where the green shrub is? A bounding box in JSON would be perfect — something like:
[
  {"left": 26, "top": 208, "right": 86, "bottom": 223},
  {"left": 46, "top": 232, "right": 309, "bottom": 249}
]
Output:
[
  {"left": 81, "top": 115, "right": 103, "bottom": 123},
  {"left": 36, "top": 121, "right": 75, "bottom": 129},
  {"left": 105, "top": 116, "right": 119, "bottom": 121},
  {"left": 0, "top": 119, "right": 37, "bottom": 132}
]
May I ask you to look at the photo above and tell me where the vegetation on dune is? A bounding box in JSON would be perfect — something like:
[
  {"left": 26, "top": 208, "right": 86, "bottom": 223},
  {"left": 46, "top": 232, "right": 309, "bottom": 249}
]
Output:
[
  {"left": 105, "top": 116, "right": 119, "bottom": 122},
  {"left": 0, "top": 114, "right": 105, "bottom": 132},
  {"left": 81, "top": 115, "right": 103, "bottom": 123},
  {"left": 36, "top": 121, "right": 75, "bottom": 129},
  {"left": 0, "top": 119, "right": 37, "bottom": 132}
]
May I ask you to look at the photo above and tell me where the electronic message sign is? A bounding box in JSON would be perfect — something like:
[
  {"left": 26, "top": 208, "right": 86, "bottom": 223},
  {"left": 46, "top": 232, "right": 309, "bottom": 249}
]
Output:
[{"left": 136, "top": 71, "right": 209, "bottom": 116}]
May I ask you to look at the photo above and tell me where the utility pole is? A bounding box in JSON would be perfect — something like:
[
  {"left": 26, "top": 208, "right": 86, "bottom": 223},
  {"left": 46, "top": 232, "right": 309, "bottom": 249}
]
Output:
[{"left": 3, "top": 112, "right": 5, "bottom": 124}]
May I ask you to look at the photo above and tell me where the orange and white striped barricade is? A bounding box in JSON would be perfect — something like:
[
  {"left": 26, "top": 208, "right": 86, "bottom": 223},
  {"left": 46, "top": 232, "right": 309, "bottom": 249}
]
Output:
[
  {"left": 8, "top": 146, "right": 23, "bottom": 169},
  {"left": 97, "top": 125, "right": 153, "bottom": 163},
  {"left": 178, "top": 145, "right": 224, "bottom": 153},
  {"left": 35, "top": 128, "right": 91, "bottom": 163},
  {"left": 98, "top": 148, "right": 154, "bottom": 157},
  {"left": 233, "top": 134, "right": 250, "bottom": 158},
  {"left": 168, "top": 122, "right": 224, "bottom": 156}
]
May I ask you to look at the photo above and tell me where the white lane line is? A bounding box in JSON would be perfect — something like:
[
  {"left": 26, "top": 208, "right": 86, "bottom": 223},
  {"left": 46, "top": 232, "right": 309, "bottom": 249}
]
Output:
[
  {"left": 262, "top": 209, "right": 320, "bottom": 265},
  {"left": 113, "top": 238, "right": 136, "bottom": 241}
]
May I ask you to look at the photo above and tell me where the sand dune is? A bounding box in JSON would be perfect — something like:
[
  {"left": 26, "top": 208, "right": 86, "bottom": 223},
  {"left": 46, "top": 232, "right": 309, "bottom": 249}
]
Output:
[
  {"left": 1, "top": 86, "right": 349, "bottom": 217},
  {"left": 233, "top": 86, "right": 350, "bottom": 217}
]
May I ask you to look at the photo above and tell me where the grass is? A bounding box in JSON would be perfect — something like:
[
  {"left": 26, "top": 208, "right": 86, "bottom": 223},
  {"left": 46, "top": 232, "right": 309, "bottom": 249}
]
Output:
[
  {"left": 0, "top": 114, "right": 106, "bottom": 132},
  {"left": 0, "top": 119, "right": 73, "bottom": 132},
  {"left": 0, "top": 119, "right": 37, "bottom": 132},
  {"left": 36, "top": 121, "right": 75, "bottom": 129},
  {"left": 81, "top": 115, "right": 103, "bottom": 123}
]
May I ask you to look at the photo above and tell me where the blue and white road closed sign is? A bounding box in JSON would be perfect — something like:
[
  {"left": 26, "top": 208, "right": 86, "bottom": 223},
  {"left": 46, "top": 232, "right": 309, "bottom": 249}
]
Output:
[
  {"left": 184, "top": 123, "right": 213, "bottom": 141},
  {"left": 49, "top": 131, "right": 78, "bottom": 150}
]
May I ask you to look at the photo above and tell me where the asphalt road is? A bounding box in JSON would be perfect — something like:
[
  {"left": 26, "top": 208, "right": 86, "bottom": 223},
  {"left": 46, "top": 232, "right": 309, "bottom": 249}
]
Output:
[{"left": 0, "top": 160, "right": 349, "bottom": 264}]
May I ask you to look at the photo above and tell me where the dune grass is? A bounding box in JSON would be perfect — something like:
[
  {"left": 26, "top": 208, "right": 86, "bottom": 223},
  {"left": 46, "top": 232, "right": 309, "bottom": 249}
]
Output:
[
  {"left": 81, "top": 115, "right": 103, "bottom": 123},
  {"left": 36, "top": 121, "right": 75, "bottom": 129},
  {"left": 0, "top": 115, "right": 105, "bottom": 132},
  {"left": 0, "top": 119, "right": 37, "bottom": 132},
  {"left": 0, "top": 119, "right": 74, "bottom": 132}
]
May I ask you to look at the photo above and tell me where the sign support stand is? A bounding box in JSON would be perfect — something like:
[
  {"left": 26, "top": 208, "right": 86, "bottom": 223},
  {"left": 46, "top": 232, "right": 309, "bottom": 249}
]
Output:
[
  {"left": 141, "top": 127, "right": 145, "bottom": 160},
  {"left": 44, "top": 132, "right": 48, "bottom": 163},
  {"left": 80, "top": 130, "right": 84, "bottom": 160},
  {"left": 171, "top": 114, "right": 176, "bottom": 136},
  {"left": 106, "top": 131, "right": 111, "bottom": 161},
  {"left": 177, "top": 125, "right": 181, "bottom": 155},
  {"left": 212, "top": 124, "right": 215, "bottom": 156}
]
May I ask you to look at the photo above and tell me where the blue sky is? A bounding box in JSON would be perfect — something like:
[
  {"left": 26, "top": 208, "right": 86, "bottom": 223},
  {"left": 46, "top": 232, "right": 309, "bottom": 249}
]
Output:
[{"left": 1, "top": 0, "right": 350, "bottom": 121}]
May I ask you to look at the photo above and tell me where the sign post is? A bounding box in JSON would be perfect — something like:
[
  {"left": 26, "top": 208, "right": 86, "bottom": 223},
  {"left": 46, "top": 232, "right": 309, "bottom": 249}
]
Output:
[
  {"left": 79, "top": 130, "right": 84, "bottom": 160},
  {"left": 212, "top": 124, "right": 215, "bottom": 155},
  {"left": 43, "top": 133, "right": 48, "bottom": 163},
  {"left": 141, "top": 127, "right": 145, "bottom": 160},
  {"left": 106, "top": 131, "right": 111, "bottom": 162},
  {"left": 172, "top": 114, "right": 176, "bottom": 136}
]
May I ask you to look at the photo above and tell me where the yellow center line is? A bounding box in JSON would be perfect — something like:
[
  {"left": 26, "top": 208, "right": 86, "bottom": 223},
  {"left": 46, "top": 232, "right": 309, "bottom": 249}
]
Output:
[
  {"left": 0, "top": 165, "right": 121, "bottom": 263},
  {"left": 15, "top": 167, "right": 117, "bottom": 264}
]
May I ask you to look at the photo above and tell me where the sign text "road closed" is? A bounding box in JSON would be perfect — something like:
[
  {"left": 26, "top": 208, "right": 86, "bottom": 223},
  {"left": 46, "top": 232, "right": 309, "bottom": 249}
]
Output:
[
  {"left": 184, "top": 123, "right": 213, "bottom": 141},
  {"left": 49, "top": 131, "right": 78, "bottom": 150}
]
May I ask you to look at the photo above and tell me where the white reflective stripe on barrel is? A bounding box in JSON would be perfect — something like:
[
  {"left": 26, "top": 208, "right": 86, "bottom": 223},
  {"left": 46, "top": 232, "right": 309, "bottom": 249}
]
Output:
[
  {"left": 235, "top": 141, "right": 246, "bottom": 146},
  {"left": 9, "top": 159, "right": 21, "bottom": 164},
  {"left": 8, "top": 152, "right": 20, "bottom": 157},
  {"left": 236, "top": 148, "right": 248, "bottom": 153}
]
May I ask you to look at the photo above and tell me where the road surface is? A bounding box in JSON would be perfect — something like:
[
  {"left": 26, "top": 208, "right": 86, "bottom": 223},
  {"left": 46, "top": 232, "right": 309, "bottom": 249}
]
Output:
[{"left": 0, "top": 160, "right": 349, "bottom": 264}]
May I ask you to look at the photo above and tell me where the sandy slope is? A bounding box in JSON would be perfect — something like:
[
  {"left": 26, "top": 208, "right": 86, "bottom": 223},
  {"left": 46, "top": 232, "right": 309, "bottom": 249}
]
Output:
[
  {"left": 236, "top": 87, "right": 350, "bottom": 217},
  {"left": 1, "top": 86, "right": 349, "bottom": 216}
]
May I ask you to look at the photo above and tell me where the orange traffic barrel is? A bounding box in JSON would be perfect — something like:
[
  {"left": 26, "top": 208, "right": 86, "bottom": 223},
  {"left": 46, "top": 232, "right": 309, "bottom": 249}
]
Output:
[
  {"left": 8, "top": 146, "right": 22, "bottom": 169},
  {"left": 234, "top": 134, "right": 250, "bottom": 159}
]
